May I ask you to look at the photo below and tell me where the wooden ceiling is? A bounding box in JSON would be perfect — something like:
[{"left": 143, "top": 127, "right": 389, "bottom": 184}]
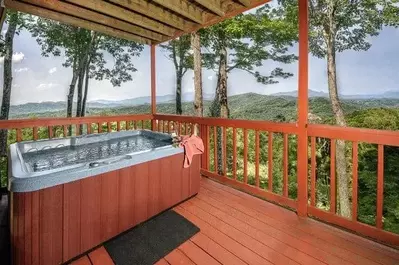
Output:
[{"left": 3, "top": 0, "right": 270, "bottom": 45}]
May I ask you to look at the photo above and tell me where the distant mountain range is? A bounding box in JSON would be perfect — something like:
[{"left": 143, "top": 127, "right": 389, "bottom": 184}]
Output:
[
  {"left": 88, "top": 92, "right": 215, "bottom": 107},
  {"left": 8, "top": 90, "right": 399, "bottom": 116},
  {"left": 271, "top": 89, "right": 399, "bottom": 99}
]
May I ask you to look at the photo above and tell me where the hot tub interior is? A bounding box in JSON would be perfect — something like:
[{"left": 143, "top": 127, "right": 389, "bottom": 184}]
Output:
[{"left": 20, "top": 130, "right": 173, "bottom": 172}]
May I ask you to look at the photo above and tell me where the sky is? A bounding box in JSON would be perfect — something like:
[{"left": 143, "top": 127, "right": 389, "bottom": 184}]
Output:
[{"left": 0, "top": 17, "right": 398, "bottom": 105}]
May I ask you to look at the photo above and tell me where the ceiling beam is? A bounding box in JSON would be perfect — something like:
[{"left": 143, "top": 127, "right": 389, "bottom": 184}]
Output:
[
  {"left": 158, "top": 0, "right": 271, "bottom": 44},
  {"left": 108, "top": 0, "right": 195, "bottom": 31},
  {"left": 152, "top": 0, "right": 204, "bottom": 24},
  {"left": 4, "top": 0, "right": 152, "bottom": 44},
  {"left": 236, "top": 0, "right": 251, "bottom": 7},
  {"left": 20, "top": 0, "right": 164, "bottom": 41},
  {"left": 65, "top": 0, "right": 176, "bottom": 36},
  {"left": 193, "top": 0, "right": 224, "bottom": 16}
]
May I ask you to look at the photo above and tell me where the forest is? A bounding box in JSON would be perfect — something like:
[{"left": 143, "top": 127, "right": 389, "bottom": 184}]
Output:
[{"left": 0, "top": 1, "right": 398, "bottom": 236}]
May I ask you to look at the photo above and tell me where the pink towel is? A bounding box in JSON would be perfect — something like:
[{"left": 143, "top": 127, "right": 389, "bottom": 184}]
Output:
[{"left": 179, "top": 135, "right": 204, "bottom": 168}]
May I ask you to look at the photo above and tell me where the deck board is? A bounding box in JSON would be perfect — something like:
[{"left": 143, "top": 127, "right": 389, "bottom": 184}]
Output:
[
  {"left": 70, "top": 177, "right": 399, "bottom": 265},
  {"left": 171, "top": 177, "right": 399, "bottom": 265},
  {"left": 88, "top": 246, "right": 114, "bottom": 265},
  {"left": 70, "top": 256, "right": 92, "bottom": 265},
  {"left": 164, "top": 248, "right": 195, "bottom": 265}
]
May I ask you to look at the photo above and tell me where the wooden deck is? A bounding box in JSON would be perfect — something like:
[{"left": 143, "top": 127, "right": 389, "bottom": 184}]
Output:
[{"left": 72, "top": 177, "right": 399, "bottom": 265}]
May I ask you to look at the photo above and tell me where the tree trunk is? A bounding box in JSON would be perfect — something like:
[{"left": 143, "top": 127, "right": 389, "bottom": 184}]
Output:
[
  {"left": 76, "top": 61, "right": 85, "bottom": 117},
  {"left": 176, "top": 73, "right": 183, "bottom": 115},
  {"left": 219, "top": 46, "right": 229, "bottom": 118},
  {"left": 326, "top": 36, "right": 351, "bottom": 218},
  {"left": 67, "top": 62, "right": 79, "bottom": 118},
  {"left": 0, "top": 12, "right": 18, "bottom": 156},
  {"left": 81, "top": 62, "right": 90, "bottom": 117},
  {"left": 191, "top": 32, "right": 203, "bottom": 136},
  {"left": 211, "top": 45, "right": 229, "bottom": 175}
]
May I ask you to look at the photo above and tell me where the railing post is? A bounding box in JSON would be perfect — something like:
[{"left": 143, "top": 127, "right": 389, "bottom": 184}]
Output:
[
  {"left": 150, "top": 44, "right": 157, "bottom": 131},
  {"left": 200, "top": 124, "right": 209, "bottom": 171},
  {"left": 297, "top": 0, "right": 309, "bottom": 217}
]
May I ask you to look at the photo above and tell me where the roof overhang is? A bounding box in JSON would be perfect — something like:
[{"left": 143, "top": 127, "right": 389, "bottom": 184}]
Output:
[{"left": 2, "top": 0, "right": 270, "bottom": 45}]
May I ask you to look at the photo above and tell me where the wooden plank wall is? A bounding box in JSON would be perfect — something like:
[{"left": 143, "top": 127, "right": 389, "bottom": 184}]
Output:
[{"left": 11, "top": 153, "right": 200, "bottom": 265}]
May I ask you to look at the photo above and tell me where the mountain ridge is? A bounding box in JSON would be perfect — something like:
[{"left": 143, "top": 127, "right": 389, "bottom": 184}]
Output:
[{"left": 8, "top": 90, "right": 399, "bottom": 116}]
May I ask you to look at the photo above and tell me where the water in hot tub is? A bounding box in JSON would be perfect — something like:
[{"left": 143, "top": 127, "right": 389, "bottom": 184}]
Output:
[{"left": 22, "top": 134, "right": 172, "bottom": 172}]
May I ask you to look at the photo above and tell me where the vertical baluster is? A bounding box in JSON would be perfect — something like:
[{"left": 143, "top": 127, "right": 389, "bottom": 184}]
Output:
[
  {"left": 117, "top": 121, "right": 121, "bottom": 131},
  {"left": 213, "top": 126, "right": 217, "bottom": 173},
  {"left": 255, "top": 130, "right": 260, "bottom": 187},
  {"left": 16, "top": 128, "right": 22, "bottom": 142},
  {"left": 223, "top": 127, "right": 227, "bottom": 175},
  {"left": 167, "top": 121, "right": 171, "bottom": 133},
  {"left": 243, "top": 129, "right": 248, "bottom": 184},
  {"left": 87, "top": 123, "right": 91, "bottom": 134},
  {"left": 107, "top": 122, "right": 111, "bottom": 132},
  {"left": 184, "top": 123, "right": 188, "bottom": 135},
  {"left": 98, "top": 123, "right": 102, "bottom": 133},
  {"left": 377, "top": 144, "right": 384, "bottom": 229},
  {"left": 330, "top": 139, "right": 336, "bottom": 213},
  {"left": 157, "top": 120, "right": 160, "bottom": 132},
  {"left": 206, "top": 125, "right": 210, "bottom": 170},
  {"left": 232, "top": 127, "right": 237, "bottom": 180},
  {"left": 310, "top": 137, "right": 317, "bottom": 206},
  {"left": 75, "top": 124, "right": 80, "bottom": 136},
  {"left": 141, "top": 120, "right": 144, "bottom": 129},
  {"left": 191, "top": 123, "right": 194, "bottom": 135},
  {"left": 48, "top": 126, "right": 53, "bottom": 139},
  {"left": 268, "top": 132, "right": 273, "bottom": 191},
  {"left": 33, "top": 127, "right": 38, "bottom": 140},
  {"left": 176, "top": 122, "right": 180, "bottom": 135},
  {"left": 283, "top": 133, "right": 289, "bottom": 197},
  {"left": 352, "top": 141, "right": 358, "bottom": 221},
  {"left": 134, "top": 120, "right": 137, "bottom": 130}
]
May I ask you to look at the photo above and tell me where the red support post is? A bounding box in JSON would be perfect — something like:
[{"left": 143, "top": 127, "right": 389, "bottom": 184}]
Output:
[
  {"left": 151, "top": 44, "right": 157, "bottom": 131},
  {"left": 297, "top": 0, "right": 309, "bottom": 217}
]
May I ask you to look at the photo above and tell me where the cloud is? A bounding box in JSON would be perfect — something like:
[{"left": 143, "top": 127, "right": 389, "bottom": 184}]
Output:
[
  {"left": 0, "top": 52, "right": 25, "bottom": 64},
  {"left": 12, "top": 52, "right": 25, "bottom": 63},
  {"left": 36, "top": 83, "right": 60, "bottom": 91},
  {"left": 15, "top": 67, "right": 29, "bottom": 73},
  {"left": 48, "top": 67, "right": 57, "bottom": 74}
]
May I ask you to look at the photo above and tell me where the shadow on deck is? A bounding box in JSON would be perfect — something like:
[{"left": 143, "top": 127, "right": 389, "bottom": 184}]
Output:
[{"left": 0, "top": 193, "right": 10, "bottom": 265}]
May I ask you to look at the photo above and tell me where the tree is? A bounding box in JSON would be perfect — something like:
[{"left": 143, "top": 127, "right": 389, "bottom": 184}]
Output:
[
  {"left": 191, "top": 31, "right": 203, "bottom": 136},
  {"left": 202, "top": 10, "right": 297, "bottom": 174},
  {"left": 0, "top": 11, "right": 32, "bottom": 155},
  {"left": 203, "top": 12, "right": 298, "bottom": 119},
  {"left": 161, "top": 35, "right": 193, "bottom": 115},
  {"left": 279, "top": 0, "right": 399, "bottom": 218},
  {"left": 30, "top": 19, "right": 143, "bottom": 120}
]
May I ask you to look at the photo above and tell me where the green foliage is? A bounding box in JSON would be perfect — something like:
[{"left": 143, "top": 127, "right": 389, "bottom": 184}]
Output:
[
  {"left": 279, "top": 0, "right": 399, "bottom": 58},
  {"left": 0, "top": 11, "right": 34, "bottom": 55},
  {"left": 30, "top": 20, "right": 143, "bottom": 85},
  {"left": 160, "top": 34, "right": 192, "bottom": 114},
  {"left": 202, "top": 10, "right": 297, "bottom": 85},
  {"left": 160, "top": 35, "right": 193, "bottom": 74}
]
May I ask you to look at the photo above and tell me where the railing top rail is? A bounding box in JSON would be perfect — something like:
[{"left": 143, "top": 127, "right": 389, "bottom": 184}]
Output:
[
  {"left": 308, "top": 124, "right": 399, "bottom": 147},
  {"left": 154, "top": 114, "right": 298, "bottom": 134},
  {"left": 0, "top": 114, "right": 153, "bottom": 129}
]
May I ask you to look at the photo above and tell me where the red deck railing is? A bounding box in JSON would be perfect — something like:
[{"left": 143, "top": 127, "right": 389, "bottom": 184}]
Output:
[
  {"left": 0, "top": 114, "right": 152, "bottom": 141},
  {"left": 1, "top": 113, "right": 399, "bottom": 247},
  {"left": 154, "top": 114, "right": 299, "bottom": 211}
]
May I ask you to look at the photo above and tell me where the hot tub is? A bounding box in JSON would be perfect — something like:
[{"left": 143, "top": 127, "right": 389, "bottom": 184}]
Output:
[{"left": 9, "top": 130, "right": 201, "bottom": 265}]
